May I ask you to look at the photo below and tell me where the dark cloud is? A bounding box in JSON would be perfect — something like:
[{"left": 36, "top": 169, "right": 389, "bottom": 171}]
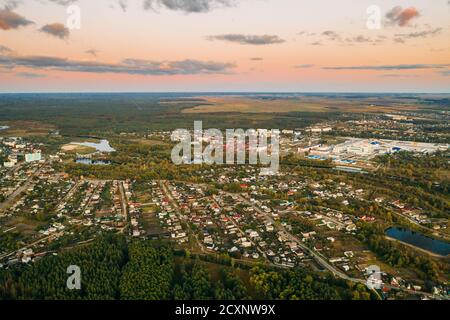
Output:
[
  {"left": 40, "top": 23, "right": 70, "bottom": 39},
  {"left": 386, "top": 6, "right": 420, "bottom": 27},
  {"left": 143, "top": 0, "right": 234, "bottom": 13},
  {"left": 207, "top": 34, "right": 285, "bottom": 45},
  {"left": 250, "top": 57, "right": 263, "bottom": 61},
  {"left": 28, "top": 0, "right": 235, "bottom": 14},
  {"left": 0, "top": 9, "right": 33, "bottom": 30},
  {"left": 0, "top": 54, "right": 235, "bottom": 75},
  {"left": 323, "top": 64, "right": 450, "bottom": 71}
]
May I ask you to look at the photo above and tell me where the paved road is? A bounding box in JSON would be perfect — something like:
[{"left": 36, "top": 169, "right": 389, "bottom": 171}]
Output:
[
  {"left": 0, "top": 162, "right": 48, "bottom": 214},
  {"left": 160, "top": 181, "right": 205, "bottom": 252},
  {"left": 210, "top": 195, "right": 269, "bottom": 262},
  {"left": 228, "top": 192, "right": 447, "bottom": 300}
]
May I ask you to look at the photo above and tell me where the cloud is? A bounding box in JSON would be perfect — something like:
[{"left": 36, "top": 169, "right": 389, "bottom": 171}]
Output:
[
  {"left": 323, "top": 64, "right": 450, "bottom": 71},
  {"left": 85, "top": 49, "right": 99, "bottom": 57},
  {"left": 345, "top": 35, "right": 386, "bottom": 45},
  {"left": 0, "top": 9, "right": 33, "bottom": 30},
  {"left": 395, "top": 28, "right": 442, "bottom": 40},
  {"left": 40, "top": 23, "right": 70, "bottom": 39},
  {"left": 377, "top": 74, "right": 419, "bottom": 78},
  {"left": 207, "top": 34, "right": 285, "bottom": 45},
  {"left": 143, "top": 0, "right": 234, "bottom": 13},
  {"left": 322, "top": 30, "right": 341, "bottom": 41},
  {"left": 1, "top": 0, "right": 22, "bottom": 10},
  {"left": 250, "top": 57, "right": 263, "bottom": 61},
  {"left": 386, "top": 6, "right": 420, "bottom": 27},
  {"left": 0, "top": 45, "right": 13, "bottom": 53},
  {"left": 46, "top": 0, "right": 78, "bottom": 5},
  {"left": 349, "top": 35, "right": 371, "bottom": 43},
  {"left": 295, "top": 64, "right": 314, "bottom": 69},
  {"left": 441, "top": 70, "right": 450, "bottom": 76},
  {"left": 320, "top": 31, "right": 385, "bottom": 45},
  {"left": 118, "top": 0, "right": 128, "bottom": 11},
  {"left": 0, "top": 54, "right": 236, "bottom": 75},
  {"left": 16, "top": 72, "right": 47, "bottom": 78},
  {"left": 298, "top": 31, "right": 316, "bottom": 37},
  {"left": 24, "top": 0, "right": 235, "bottom": 14}
]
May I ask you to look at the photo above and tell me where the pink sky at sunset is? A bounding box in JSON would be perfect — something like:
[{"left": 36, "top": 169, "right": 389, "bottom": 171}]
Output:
[{"left": 0, "top": 0, "right": 449, "bottom": 92}]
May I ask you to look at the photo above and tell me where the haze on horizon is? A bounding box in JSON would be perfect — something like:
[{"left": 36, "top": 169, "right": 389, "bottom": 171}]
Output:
[{"left": 0, "top": 0, "right": 449, "bottom": 93}]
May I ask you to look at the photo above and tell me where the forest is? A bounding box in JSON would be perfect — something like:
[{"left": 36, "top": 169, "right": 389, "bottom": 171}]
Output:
[
  {"left": 0, "top": 93, "right": 329, "bottom": 136},
  {"left": 0, "top": 235, "right": 376, "bottom": 300}
]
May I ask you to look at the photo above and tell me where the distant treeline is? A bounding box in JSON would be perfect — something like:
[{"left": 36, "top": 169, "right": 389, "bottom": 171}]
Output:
[{"left": 0, "top": 94, "right": 336, "bottom": 136}]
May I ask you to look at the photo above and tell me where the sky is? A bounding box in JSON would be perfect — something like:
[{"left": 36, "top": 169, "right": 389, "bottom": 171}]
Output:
[{"left": 0, "top": 0, "right": 449, "bottom": 93}]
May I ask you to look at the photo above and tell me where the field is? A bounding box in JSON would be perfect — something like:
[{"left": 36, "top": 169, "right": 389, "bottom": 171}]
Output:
[
  {"left": 61, "top": 144, "right": 97, "bottom": 154},
  {"left": 182, "top": 95, "right": 430, "bottom": 114},
  {"left": 1, "top": 93, "right": 448, "bottom": 136}
]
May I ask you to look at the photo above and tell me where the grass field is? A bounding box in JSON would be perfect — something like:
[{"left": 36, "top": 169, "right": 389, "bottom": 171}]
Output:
[{"left": 182, "top": 96, "right": 423, "bottom": 114}]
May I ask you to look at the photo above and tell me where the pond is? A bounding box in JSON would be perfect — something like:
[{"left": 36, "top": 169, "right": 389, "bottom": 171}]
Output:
[
  {"left": 73, "top": 139, "right": 115, "bottom": 152},
  {"left": 385, "top": 227, "right": 450, "bottom": 256}
]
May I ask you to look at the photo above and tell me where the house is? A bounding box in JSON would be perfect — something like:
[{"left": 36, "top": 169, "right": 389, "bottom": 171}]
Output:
[{"left": 344, "top": 251, "right": 354, "bottom": 258}]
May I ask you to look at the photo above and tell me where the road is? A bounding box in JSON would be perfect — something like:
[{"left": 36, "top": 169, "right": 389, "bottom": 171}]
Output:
[
  {"left": 0, "top": 162, "right": 48, "bottom": 214},
  {"left": 118, "top": 181, "right": 129, "bottom": 221},
  {"left": 226, "top": 191, "right": 446, "bottom": 300},
  {"left": 232, "top": 193, "right": 353, "bottom": 278},
  {"left": 160, "top": 181, "right": 206, "bottom": 253},
  {"left": 210, "top": 195, "right": 269, "bottom": 262},
  {"left": 0, "top": 232, "right": 60, "bottom": 261}
]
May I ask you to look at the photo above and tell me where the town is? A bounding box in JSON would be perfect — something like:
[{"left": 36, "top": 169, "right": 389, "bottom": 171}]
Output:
[{"left": 1, "top": 111, "right": 449, "bottom": 300}]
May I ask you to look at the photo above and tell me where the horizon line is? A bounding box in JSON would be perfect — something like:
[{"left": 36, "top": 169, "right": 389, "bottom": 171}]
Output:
[{"left": 1, "top": 91, "right": 450, "bottom": 95}]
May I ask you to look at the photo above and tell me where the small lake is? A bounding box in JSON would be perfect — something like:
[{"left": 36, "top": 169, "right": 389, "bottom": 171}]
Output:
[
  {"left": 386, "top": 227, "right": 450, "bottom": 256},
  {"left": 73, "top": 139, "right": 115, "bottom": 152},
  {"left": 75, "top": 158, "right": 111, "bottom": 165}
]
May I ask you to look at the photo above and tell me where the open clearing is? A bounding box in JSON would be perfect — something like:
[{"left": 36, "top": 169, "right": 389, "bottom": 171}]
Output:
[
  {"left": 61, "top": 143, "right": 96, "bottom": 154},
  {"left": 182, "top": 96, "right": 423, "bottom": 114}
]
